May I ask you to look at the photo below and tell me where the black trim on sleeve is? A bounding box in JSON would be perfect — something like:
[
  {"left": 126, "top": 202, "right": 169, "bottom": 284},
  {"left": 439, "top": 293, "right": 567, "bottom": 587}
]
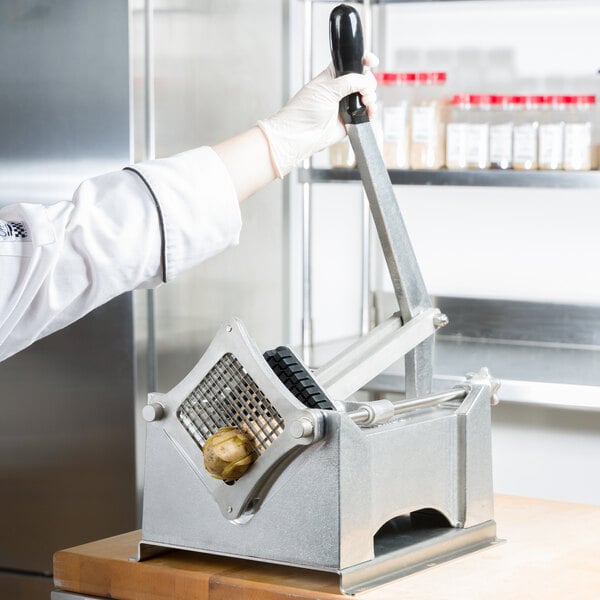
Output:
[{"left": 123, "top": 166, "right": 167, "bottom": 283}]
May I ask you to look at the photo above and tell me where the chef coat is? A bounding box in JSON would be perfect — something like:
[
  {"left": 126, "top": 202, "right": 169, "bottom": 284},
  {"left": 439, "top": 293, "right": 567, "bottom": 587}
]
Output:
[{"left": 0, "top": 147, "right": 242, "bottom": 363}]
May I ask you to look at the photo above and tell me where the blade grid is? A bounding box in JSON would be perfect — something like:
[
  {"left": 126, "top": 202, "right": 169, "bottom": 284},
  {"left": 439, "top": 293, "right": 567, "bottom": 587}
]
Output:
[{"left": 176, "top": 353, "right": 285, "bottom": 454}]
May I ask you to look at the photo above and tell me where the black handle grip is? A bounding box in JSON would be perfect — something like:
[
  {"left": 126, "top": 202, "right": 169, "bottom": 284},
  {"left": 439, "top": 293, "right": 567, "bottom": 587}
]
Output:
[{"left": 329, "top": 4, "right": 368, "bottom": 125}]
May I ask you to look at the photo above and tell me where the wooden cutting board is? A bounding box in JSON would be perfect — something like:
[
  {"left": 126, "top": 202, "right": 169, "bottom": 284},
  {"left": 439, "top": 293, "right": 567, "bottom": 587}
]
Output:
[{"left": 54, "top": 494, "right": 600, "bottom": 600}]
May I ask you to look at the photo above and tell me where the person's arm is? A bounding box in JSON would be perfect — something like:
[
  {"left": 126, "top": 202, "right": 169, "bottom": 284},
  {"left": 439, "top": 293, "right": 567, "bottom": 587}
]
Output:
[
  {"left": 0, "top": 62, "right": 376, "bottom": 362},
  {"left": 212, "top": 127, "right": 277, "bottom": 202},
  {"left": 0, "top": 147, "right": 241, "bottom": 362},
  {"left": 215, "top": 60, "right": 377, "bottom": 200}
]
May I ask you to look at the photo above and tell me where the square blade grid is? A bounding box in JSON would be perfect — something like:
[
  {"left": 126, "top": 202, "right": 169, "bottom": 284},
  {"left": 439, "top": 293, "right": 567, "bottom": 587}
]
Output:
[{"left": 177, "top": 352, "right": 284, "bottom": 455}]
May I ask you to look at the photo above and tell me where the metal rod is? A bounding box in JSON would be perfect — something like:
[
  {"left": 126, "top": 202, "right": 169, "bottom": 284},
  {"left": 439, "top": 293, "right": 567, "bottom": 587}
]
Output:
[
  {"left": 144, "top": 0, "right": 158, "bottom": 393},
  {"left": 362, "top": 0, "right": 373, "bottom": 57},
  {"left": 301, "top": 181, "right": 313, "bottom": 363},
  {"left": 144, "top": 0, "right": 155, "bottom": 162},
  {"left": 348, "top": 410, "right": 368, "bottom": 424},
  {"left": 301, "top": 0, "right": 313, "bottom": 364},
  {"left": 392, "top": 388, "right": 467, "bottom": 415},
  {"left": 348, "top": 388, "right": 467, "bottom": 424},
  {"left": 360, "top": 191, "right": 371, "bottom": 336}
]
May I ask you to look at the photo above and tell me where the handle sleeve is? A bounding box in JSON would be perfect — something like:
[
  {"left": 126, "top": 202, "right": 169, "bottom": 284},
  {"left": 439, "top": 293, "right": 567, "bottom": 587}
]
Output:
[{"left": 329, "top": 4, "right": 369, "bottom": 125}]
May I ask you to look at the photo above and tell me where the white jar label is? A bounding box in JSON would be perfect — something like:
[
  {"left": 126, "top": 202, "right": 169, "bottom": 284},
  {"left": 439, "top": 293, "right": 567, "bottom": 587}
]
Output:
[
  {"left": 489, "top": 123, "right": 513, "bottom": 165},
  {"left": 329, "top": 139, "right": 355, "bottom": 168},
  {"left": 411, "top": 105, "right": 436, "bottom": 144},
  {"left": 465, "top": 123, "right": 490, "bottom": 167},
  {"left": 564, "top": 122, "right": 592, "bottom": 169},
  {"left": 446, "top": 123, "right": 467, "bottom": 168},
  {"left": 513, "top": 123, "right": 538, "bottom": 165},
  {"left": 383, "top": 105, "right": 408, "bottom": 142},
  {"left": 539, "top": 123, "right": 564, "bottom": 168}
]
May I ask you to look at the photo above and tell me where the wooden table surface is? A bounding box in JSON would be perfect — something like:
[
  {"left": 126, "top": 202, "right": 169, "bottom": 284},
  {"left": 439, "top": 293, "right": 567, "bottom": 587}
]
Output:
[{"left": 54, "top": 494, "right": 600, "bottom": 600}]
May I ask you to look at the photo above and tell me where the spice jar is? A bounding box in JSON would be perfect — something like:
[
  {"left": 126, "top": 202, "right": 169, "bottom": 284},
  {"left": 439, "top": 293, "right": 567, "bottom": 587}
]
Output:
[
  {"left": 538, "top": 95, "right": 565, "bottom": 171},
  {"left": 512, "top": 95, "right": 542, "bottom": 170},
  {"left": 489, "top": 95, "right": 514, "bottom": 170},
  {"left": 410, "top": 72, "right": 447, "bottom": 170},
  {"left": 446, "top": 94, "right": 470, "bottom": 169},
  {"left": 563, "top": 95, "right": 595, "bottom": 171},
  {"left": 329, "top": 138, "right": 355, "bottom": 168},
  {"left": 370, "top": 75, "right": 384, "bottom": 154},
  {"left": 465, "top": 94, "right": 491, "bottom": 169},
  {"left": 379, "top": 72, "right": 414, "bottom": 169}
]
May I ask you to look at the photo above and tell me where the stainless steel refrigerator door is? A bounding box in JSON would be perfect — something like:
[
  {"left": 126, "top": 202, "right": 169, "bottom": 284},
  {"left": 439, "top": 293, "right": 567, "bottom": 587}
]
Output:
[
  {"left": 147, "top": 0, "right": 286, "bottom": 392},
  {"left": 0, "top": 0, "right": 135, "bottom": 575}
]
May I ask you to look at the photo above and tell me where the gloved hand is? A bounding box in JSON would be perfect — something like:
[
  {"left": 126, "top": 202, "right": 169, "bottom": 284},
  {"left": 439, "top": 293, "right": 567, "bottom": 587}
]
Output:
[{"left": 257, "top": 56, "right": 378, "bottom": 178}]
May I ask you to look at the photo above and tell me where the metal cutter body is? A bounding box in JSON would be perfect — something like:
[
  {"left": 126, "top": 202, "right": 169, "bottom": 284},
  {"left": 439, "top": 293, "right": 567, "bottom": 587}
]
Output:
[{"left": 138, "top": 319, "right": 497, "bottom": 594}]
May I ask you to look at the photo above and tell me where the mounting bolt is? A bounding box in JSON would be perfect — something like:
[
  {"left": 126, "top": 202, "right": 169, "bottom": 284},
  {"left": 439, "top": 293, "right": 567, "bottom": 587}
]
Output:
[
  {"left": 466, "top": 368, "right": 501, "bottom": 406},
  {"left": 142, "top": 402, "right": 164, "bottom": 422},
  {"left": 490, "top": 378, "right": 501, "bottom": 406},
  {"left": 433, "top": 312, "right": 449, "bottom": 329},
  {"left": 226, "top": 325, "right": 233, "bottom": 333},
  {"left": 290, "top": 418, "right": 314, "bottom": 439},
  {"left": 227, "top": 505, "right": 233, "bottom": 514}
]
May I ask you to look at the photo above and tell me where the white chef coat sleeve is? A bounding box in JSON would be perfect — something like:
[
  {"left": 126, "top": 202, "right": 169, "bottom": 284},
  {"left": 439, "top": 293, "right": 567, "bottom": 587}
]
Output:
[{"left": 0, "top": 146, "right": 241, "bottom": 362}]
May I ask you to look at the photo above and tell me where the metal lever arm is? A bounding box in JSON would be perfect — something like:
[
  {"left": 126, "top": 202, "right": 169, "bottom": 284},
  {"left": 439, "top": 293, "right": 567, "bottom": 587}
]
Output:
[
  {"left": 329, "top": 4, "right": 431, "bottom": 318},
  {"left": 329, "top": 4, "right": 433, "bottom": 397},
  {"left": 316, "top": 308, "right": 441, "bottom": 402}
]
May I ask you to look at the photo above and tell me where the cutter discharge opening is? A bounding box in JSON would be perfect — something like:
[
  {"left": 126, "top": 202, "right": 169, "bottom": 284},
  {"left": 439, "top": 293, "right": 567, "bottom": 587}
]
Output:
[{"left": 373, "top": 508, "right": 452, "bottom": 558}]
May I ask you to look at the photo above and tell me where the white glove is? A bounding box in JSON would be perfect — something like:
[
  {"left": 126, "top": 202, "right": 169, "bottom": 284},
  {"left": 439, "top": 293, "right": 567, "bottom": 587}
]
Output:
[{"left": 257, "top": 59, "right": 378, "bottom": 178}]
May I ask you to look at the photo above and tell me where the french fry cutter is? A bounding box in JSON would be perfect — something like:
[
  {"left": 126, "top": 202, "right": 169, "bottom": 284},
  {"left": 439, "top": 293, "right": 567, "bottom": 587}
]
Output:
[{"left": 137, "top": 4, "right": 499, "bottom": 594}]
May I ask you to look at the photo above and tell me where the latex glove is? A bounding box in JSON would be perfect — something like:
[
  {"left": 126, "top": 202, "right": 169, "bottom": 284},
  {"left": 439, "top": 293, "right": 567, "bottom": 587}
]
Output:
[{"left": 257, "top": 55, "right": 378, "bottom": 178}]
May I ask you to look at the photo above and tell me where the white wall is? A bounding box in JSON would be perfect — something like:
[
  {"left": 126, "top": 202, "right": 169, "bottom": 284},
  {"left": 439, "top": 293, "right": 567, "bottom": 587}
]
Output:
[{"left": 493, "top": 404, "right": 600, "bottom": 505}]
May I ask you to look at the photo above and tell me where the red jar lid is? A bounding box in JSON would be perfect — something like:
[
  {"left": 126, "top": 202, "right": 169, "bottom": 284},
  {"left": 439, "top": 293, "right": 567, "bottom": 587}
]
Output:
[
  {"left": 559, "top": 95, "right": 575, "bottom": 104},
  {"left": 525, "top": 95, "right": 545, "bottom": 105},
  {"left": 469, "top": 94, "right": 493, "bottom": 104},
  {"left": 557, "top": 95, "right": 595, "bottom": 105},
  {"left": 398, "top": 72, "right": 417, "bottom": 83},
  {"left": 490, "top": 95, "right": 512, "bottom": 107},
  {"left": 573, "top": 94, "right": 596, "bottom": 104},
  {"left": 417, "top": 72, "right": 447, "bottom": 83},
  {"left": 374, "top": 72, "right": 417, "bottom": 85},
  {"left": 451, "top": 94, "right": 470, "bottom": 105},
  {"left": 374, "top": 72, "right": 397, "bottom": 84}
]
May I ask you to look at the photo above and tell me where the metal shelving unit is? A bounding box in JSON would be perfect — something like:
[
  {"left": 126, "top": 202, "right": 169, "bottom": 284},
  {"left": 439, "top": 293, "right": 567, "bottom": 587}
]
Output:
[
  {"left": 300, "top": 167, "right": 600, "bottom": 188},
  {"left": 289, "top": 0, "right": 600, "bottom": 411}
]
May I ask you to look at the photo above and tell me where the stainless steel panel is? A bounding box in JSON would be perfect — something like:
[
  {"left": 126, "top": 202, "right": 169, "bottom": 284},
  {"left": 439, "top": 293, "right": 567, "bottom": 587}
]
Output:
[
  {"left": 0, "top": 0, "right": 135, "bottom": 577},
  {"left": 147, "top": 0, "right": 285, "bottom": 391},
  {"left": 0, "top": 571, "right": 53, "bottom": 600},
  {"left": 0, "top": 296, "right": 136, "bottom": 573},
  {"left": 0, "top": 0, "right": 130, "bottom": 204},
  {"left": 377, "top": 294, "right": 600, "bottom": 348},
  {"left": 433, "top": 296, "right": 600, "bottom": 348}
]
